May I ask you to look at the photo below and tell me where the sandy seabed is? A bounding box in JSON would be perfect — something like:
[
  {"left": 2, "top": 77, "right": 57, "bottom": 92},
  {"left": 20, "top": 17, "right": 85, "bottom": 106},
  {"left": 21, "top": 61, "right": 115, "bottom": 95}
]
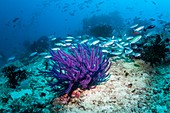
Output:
[
  {"left": 52, "top": 59, "right": 170, "bottom": 113},
  {"left": 0, "top": 57, "right": 169, "bottom": 113}
]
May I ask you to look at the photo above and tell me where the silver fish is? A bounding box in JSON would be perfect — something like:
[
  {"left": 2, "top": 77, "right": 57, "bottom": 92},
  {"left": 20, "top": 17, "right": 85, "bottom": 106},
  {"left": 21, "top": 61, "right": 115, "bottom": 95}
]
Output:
[
  {"left": 111, "top": 35, "right": 115, "bottom": 39},
  {"left": 110, "top": 51, "right": 122, "bottom": 56},
  {"left": 102, "top": 50, "right": 109, "bottom": 53},
  {"left": 29, "top": 52, "right": 38, "bottom": 57},
  {"left": 66, "top": 36, "right": 74, "bottom": 39},
  {"left": 126, "top": 36, "right": 134, "bottom": 40},
  {"left": 130, "top": 35, "right": 142, "bottom": 44},
  {"left": 103, "top": 40, "right": 115, "bottom": 47},
  {"left": 125, "top": 49, "right": 133, "bottom": 55},
  {"left": 7, "top": 56, "right": 15, "bottom": 61},
  {"left": 123, "top": 42, "right": 129, "bottom": 46},
  {"left": 90, "top": 40, "right": 100, "bottom": 45},
  {"left": 62, "top": 43, "right": 72, "bottom": 46},
  {"left": 76, "top": 36, "right": 82, "bottom": 39},
  {"left": 52, "top": 48, "right": 60, "bottom": 51},
  {"left": 120, "top": 42, "right": 125, "bottom": 45},
  {"left": 39, "top": 52, "right": 49, "bottom": 56},
  {"left": 55, "top": 43, "right": 64, "bottom": 46},
  {"left": 116, "top": 43, "right": 124, "bottom": 49},
  {"left": 117, "top": 38, "right": 122, "bottom": 42},
  {"left": 133, "top": 53, "right": 141, "bottom": 57},
  {"left": 98, "top": 37, "right": 106, "bottom": 41},
  {"left": 51, "top": 37, "right": 57, "bottom": 41},
  {"left": 44, "top": 55, "right": 52, "bottom": 59},
  {"left": 130, "top": 24, "right": 138, "bottom": 28},
  {"left": 134, "top": 26, "right": 144, "bottom": 32},
  {"left": 65, "top": 39, "right": 72, "bottom": 42},
  {"left": 80, "top": 39, "right": 88, "bottom": 44}
]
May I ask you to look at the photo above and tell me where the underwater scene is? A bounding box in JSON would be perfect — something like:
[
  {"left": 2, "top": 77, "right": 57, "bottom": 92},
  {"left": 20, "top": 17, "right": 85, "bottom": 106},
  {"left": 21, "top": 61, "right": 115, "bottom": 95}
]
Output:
[{"left": 0, "top": 0, "right": 170, "bottom": 112}]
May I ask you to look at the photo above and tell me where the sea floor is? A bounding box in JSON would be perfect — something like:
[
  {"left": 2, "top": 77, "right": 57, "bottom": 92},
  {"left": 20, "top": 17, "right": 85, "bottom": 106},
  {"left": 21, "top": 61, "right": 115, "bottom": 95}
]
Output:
[
  {"left": 52, "top": 59, "right": 170, "bottom": 113},
  {"left": 0, "top": 57, "right": 169, "bottom": 113}
]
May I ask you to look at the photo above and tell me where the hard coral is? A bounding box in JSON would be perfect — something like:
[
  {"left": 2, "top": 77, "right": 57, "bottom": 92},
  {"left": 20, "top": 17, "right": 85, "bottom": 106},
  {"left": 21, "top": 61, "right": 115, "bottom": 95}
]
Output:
[
  {"left": 2, "top": 65, "right": 27, "bottom": 88},
  {"left": 141, "top": 34, "right": 170, "bottom": 66},
  {"left": 90, "top": 25, "right": 113, "bottom": 37},
  {"left": 47, "top": 44, "right": 111, "bottom": 96}
]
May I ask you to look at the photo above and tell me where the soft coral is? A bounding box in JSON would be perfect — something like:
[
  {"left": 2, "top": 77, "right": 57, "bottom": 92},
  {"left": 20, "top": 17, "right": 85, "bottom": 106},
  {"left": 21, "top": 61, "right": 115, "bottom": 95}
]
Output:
[{"left": 45, "top": 44, "right": 111, "bottom": 96}]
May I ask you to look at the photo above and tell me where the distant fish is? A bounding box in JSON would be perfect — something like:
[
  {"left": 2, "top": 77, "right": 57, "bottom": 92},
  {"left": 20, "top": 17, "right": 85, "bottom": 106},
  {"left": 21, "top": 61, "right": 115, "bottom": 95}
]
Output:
[
  {"left": 119, "top": 42, "right": 125, "bottom": 45},
  {"left": 151, "top": 1, "right": 157, "bottom": 5},
  {"left": 130, "top": 24, "right": 138, "bottom": 29},
  {"left": 98, "top": 1, "right": 104, "bottom": 5},
  {"left": 110, "top": 51, "right": 122, "bottom": 56},
  {"left": 102, "top": 50, "right": 109, "bottom": 53},
  {"left": 52, "top": 48, "right": 60, "bottom": 51},
  {"left": 144, "top": 25, "right": 155, "bottom": 31},
  {"left": 65, "top": 43, "right": 72, "bottom": 46},
  {"left": 7, "top": 56, "right": 15, "bottom": 61},
  {"left": 39, "top": 52, "right": 49, "bottom": 56},
  {"left": 55, "top": 43, "right": 64, "bottom": 46},
  {"left": 123, "top": 42, "right": 129, "bottom": 47},
  {"left": 133, "top": 53, "right": 141, "bottom": 57},
  {"left": 51, "top": 37, "right": 57, "bottom": 41},
  {"left": 65, "top": 39, "right": 72, "bottom": 42},
  {"left": 116, "top": 43, "right": 124, "bottom": 49},
  {"left": 76, "top": 36, "right": 82, "bottom": 39},
  {"left": 12, "top": 17, "right": 19, "bottom": 23},
  {"left": 134, "top": 26, "right": 144, "bottom": 32},
  {"left": 29, "top": 52, "right": 37, "bottom": 57},
  {"left": 112, "top": 36, "right": 115, "bottom": 39},
  {"left": 80, "top": 39, "right": 88, "bottom": 44},
  {"left": 130, "top": 35, "right": 142, "bottom": 44},
  {"left": 149, "top": 18, "right": 155, "bottom": 21},
  {"left": 66, "top": 36, "right": 74, "bottom": 39},
  {"left": 103, "top": 40, "right": 115, "bottom": 47},
  {"left": 90, "top": 40, "right": 100, "bottom": 45},
  {"left": 98, "top": 37, "right": 106, "bottom": 41},
  {"left": 125, "top": 49, "right": 133, "bottom": 55},
  {"left": 44, "top": 55, "right": 52, "bottom": 59},
  {"left": 126, "top": 36, "right": 134, "bottom": 40}
]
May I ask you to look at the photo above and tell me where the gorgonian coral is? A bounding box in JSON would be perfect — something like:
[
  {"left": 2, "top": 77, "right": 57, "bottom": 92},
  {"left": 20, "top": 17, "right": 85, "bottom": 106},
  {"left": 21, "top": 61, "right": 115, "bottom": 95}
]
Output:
[{"left": 46, "top": 44, "right": 111, "bottom": 96}]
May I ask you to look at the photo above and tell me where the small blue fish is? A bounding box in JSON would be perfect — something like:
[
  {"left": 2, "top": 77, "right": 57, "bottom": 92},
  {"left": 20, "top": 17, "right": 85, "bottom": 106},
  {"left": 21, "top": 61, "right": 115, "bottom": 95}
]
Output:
[
  {"left": 30, "top": 52, "right": 37, "bottom": 57},
  {"left": 7, "top": 56, "right": 15, "bottom": 61},
  {"left": 110, "top": 51, "right": 122, "bottom": 56}
]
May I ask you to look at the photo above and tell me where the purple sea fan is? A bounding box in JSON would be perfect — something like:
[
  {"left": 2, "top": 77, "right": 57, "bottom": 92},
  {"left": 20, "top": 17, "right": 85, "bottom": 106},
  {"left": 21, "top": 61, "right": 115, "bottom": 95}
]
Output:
[{"left": 47, "top": 44, "right": 111, "bottom": 96}]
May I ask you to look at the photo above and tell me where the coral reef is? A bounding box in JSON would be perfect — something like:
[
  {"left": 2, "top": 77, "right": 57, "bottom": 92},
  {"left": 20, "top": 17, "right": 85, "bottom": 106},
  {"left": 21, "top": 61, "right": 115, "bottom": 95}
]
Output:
[
  {"left": 141, "top": 34, "right": 170, "bottom": 66},
  {"left": 44, "top": 44, "right": 111, "bottom": 97},
  {"left": 23, "top": 36, "right": 49, "bottom": 53},
  {"left": 90, "top": 24, "right": 113, "bottom": 37},
  {"left": 82, "top": 11, "right": 124, "bottom": 33},
  {"left": 51, "top": 60, "right": 170, "bottom": 113},
  {"left": 2, "top": 65, "right": 27, "bottom": 88}
]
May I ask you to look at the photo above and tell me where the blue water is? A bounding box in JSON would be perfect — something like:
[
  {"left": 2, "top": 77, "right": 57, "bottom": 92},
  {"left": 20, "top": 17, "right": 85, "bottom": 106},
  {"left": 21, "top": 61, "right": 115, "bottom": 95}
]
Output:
[
  {"left": 0, "top": 0, "right": 169, "bottom": 60},
  {"left": 0, "top": 1, "right": 170, "bottom": 112}
]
